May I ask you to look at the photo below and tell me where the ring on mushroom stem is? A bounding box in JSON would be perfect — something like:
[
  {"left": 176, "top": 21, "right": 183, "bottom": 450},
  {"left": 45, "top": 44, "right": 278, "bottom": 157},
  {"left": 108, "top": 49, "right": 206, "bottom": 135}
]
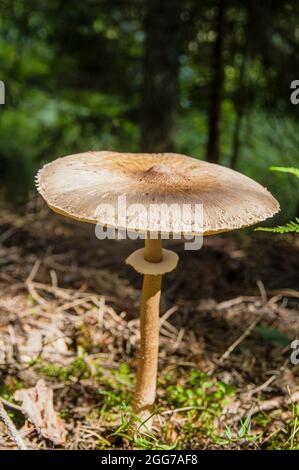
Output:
[
  {"left": 125, "top": 237, "right": 179, "bottom": 427},
  {"left": 36, "top": 151, "right": 279, "bottom": 432},
  {"left": 133, "top": 237, "right": 163, "bottom": 426}
]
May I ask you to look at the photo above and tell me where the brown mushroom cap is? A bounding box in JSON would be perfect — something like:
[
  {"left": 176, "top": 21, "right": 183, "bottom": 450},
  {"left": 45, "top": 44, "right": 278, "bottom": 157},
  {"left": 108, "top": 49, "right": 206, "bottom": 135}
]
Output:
[{"left": 36, "top": 151, "right": 279, "bottom": 235}]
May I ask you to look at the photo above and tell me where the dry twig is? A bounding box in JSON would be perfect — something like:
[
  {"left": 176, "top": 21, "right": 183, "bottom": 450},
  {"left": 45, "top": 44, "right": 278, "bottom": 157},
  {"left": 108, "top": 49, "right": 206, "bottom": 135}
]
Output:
[{"left": 0, "top": 401, "right": 28, "bottom": 450}]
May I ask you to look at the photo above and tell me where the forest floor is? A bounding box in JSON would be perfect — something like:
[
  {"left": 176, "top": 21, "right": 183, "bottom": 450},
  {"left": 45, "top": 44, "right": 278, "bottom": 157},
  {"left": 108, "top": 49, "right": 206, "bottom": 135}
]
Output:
[{"left": 0, "top": 197, "right": 298, "bottom": 450}]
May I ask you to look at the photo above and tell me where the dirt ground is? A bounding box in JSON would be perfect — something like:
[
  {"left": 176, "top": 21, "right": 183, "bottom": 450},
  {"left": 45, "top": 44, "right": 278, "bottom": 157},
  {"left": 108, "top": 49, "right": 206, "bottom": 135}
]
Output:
[{"left": 0, "top": 197, "right": 298, "bottom": 450}]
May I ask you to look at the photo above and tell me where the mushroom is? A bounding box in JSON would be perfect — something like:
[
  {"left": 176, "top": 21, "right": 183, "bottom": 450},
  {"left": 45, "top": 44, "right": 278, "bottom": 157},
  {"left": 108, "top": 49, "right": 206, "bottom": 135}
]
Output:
[{"left": 36, "top": 151, "right": 279, "bottom": 428}]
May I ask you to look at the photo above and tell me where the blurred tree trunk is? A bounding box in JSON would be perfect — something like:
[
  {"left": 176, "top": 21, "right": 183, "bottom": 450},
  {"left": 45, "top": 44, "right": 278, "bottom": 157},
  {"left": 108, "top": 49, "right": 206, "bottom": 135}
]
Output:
[
  {"left": 230, "top": 57, "right": 246, "bottom": 169},
  {"left": 206, "top": 0, "right": 226, "bottom": 164},
  {"left": 141, "top": 0, "right": 183, "bottom": 152}
]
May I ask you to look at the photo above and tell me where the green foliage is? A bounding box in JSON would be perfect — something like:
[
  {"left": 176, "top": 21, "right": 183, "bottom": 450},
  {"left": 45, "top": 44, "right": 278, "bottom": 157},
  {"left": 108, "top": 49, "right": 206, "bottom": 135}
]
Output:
[
  {"left": 35, "top": 357, "right": 90, "bottom": 382},
  {"left": 108, "top": 410, "right": 179, "bottom": 450},
  {"left": 166, "top": 370, "right": 235, "bottom": 411},
  {"left": 254, "top": 325, "right": 290, "bottom": 346},
  {"left": 270, "top": 166, "right": 299, "bottom": 178},
  {"left": 1, "top": 361, "right": 298, "bottom": 449},
  {"left": 96, "top": 362, "right": 134, "bottom": 409},
  {"left": 256, "top": 165, "right": 299, "bottom": 233},
  {"left": 289, "top": 404, "right": 299, "bottom": 450},
  {"left": 215, "top": 410, "right": 261, "bottom": 445},
  {"left": 0, "top": 378, "right": 25, "bottom": 402},
  {"left": 256, "top": 218, "right": 299, "bottom": 234},
  {"left": 259, "top": 404, "right": 299, "bottom": 450},
  {"left": 163, "top": 369, "right": 236, "bottom": 447}
]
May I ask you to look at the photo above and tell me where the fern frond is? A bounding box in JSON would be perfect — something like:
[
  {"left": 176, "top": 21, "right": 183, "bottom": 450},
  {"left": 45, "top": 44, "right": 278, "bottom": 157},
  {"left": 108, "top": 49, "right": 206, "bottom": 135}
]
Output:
[
  {"left": 270, "top": 166, "right": 299, "bottom": 178},
  {"left": 255, "top": 217, "right": 299, "bottom": 233}
]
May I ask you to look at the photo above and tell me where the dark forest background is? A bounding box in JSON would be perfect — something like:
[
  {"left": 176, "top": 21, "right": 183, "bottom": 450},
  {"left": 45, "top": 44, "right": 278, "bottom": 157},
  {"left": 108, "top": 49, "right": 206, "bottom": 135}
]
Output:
[{"left": 0, "top": 0, "right": 299, "bottom": 222}]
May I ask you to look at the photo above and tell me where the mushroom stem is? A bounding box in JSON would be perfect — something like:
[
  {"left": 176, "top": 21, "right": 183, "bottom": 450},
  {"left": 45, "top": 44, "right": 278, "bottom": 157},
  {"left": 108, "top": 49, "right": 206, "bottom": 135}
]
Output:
[{"left": 133, "top": 237, "right": 162, "bottom": 427}]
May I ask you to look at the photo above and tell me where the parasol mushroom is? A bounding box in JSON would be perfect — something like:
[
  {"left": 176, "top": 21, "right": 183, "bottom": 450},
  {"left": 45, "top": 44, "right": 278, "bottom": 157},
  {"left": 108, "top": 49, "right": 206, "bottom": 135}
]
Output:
[{"left": 36, "top": 151, "right": 279, "bottom": 428}]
